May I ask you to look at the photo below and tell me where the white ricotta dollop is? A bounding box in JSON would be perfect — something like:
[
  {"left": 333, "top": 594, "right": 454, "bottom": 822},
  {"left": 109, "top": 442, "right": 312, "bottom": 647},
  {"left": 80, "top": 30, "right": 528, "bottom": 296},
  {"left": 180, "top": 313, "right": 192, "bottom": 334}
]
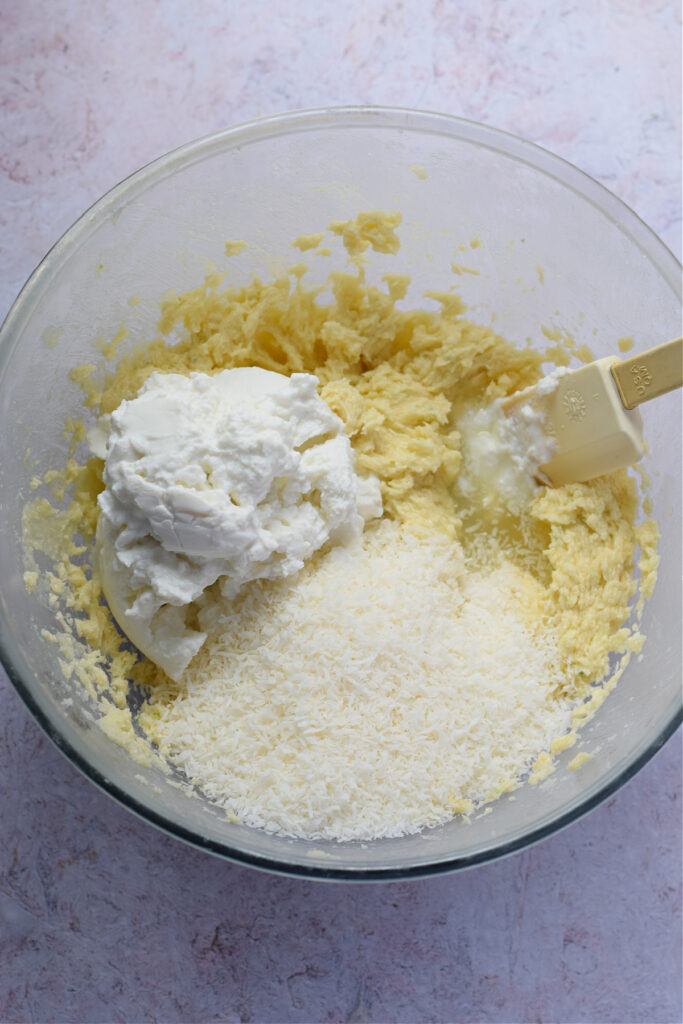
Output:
[{"left": 96, "top": 368, "right": 382, "bottom": 679}]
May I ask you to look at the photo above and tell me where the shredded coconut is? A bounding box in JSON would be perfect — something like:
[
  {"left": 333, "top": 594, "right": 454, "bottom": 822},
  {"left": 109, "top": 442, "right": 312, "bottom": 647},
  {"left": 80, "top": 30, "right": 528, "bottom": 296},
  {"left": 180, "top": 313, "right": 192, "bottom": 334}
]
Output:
[{"left": 143, "top": 520, "right": 573, "bottom": 841}]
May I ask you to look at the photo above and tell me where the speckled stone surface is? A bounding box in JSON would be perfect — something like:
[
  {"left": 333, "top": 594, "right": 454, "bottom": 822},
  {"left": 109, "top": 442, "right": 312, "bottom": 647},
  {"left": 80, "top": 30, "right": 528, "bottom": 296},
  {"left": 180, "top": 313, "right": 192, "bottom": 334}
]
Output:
[{"left": 1, "top": 3, "right": 681, "bottom": 1022}]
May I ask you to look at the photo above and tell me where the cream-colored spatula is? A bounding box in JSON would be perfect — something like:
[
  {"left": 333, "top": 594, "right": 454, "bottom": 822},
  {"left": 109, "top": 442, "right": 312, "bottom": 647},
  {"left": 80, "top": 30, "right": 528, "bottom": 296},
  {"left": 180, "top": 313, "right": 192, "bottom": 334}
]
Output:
[{"left": 501, "top": 336, "right": 683, "bottom": 486}]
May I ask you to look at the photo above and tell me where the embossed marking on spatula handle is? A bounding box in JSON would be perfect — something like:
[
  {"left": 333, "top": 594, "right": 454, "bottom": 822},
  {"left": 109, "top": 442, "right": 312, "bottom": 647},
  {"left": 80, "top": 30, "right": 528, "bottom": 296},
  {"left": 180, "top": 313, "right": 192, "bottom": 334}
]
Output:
[{"left": 611, "top": 336, "right": 683, "bottom": 409}]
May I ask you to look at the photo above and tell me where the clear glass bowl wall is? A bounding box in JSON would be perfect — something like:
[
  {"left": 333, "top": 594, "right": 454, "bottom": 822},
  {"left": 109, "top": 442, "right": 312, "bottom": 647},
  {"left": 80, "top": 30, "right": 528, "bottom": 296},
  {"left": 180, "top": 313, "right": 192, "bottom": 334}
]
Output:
[{"left": 0, "top": 109, "right": 680, "bottom": 879}]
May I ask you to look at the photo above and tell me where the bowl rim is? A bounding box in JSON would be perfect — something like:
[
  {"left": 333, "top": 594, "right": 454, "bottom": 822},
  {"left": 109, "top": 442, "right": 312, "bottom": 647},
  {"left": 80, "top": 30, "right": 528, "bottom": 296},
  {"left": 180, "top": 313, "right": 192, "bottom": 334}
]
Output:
[{"left": 1, "top": 104, "right": 681, "bottom": 881}]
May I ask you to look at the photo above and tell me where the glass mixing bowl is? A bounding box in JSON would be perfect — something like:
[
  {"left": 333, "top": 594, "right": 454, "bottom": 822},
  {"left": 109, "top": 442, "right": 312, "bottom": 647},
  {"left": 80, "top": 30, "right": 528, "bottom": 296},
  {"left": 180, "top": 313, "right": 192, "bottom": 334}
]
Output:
[{"left": 0, "top": 107, "right": 680, "bottom": 880}]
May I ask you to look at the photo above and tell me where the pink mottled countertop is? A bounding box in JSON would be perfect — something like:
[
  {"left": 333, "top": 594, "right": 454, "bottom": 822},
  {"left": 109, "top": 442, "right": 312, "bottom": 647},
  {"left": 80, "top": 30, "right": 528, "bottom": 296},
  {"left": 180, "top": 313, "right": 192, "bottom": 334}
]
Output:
[{"left": 1, "top": 2, "right": 681, "bottom": 1022}]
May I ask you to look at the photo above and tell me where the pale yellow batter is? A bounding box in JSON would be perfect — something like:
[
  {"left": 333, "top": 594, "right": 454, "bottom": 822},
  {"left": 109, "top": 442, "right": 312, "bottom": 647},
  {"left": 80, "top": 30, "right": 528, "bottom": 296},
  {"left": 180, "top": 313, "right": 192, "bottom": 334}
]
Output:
[{"left": 23, "top": 211, "right": 659, "bottom": 817}]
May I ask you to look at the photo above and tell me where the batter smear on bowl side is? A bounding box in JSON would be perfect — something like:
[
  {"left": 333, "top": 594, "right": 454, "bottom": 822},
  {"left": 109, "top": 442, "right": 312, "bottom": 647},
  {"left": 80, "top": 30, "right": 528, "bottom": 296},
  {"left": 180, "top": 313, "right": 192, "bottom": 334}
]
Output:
[{"left": 23, "top": 212, "right": 659, "bottom": 841}]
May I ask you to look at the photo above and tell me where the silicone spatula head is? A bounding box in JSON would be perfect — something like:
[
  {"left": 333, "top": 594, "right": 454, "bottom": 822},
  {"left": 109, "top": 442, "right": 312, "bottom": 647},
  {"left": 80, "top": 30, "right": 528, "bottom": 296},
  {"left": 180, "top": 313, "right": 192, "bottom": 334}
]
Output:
[{"left": 501, "top": 336, "right": 682, "bottom": 487}]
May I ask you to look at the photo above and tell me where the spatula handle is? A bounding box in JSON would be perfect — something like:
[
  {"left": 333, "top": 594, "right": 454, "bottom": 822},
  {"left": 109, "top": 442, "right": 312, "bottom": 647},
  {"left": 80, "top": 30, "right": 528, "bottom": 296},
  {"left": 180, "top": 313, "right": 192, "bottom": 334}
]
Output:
[{"left": 611, "top": 336, "right": 683, "bottom": 409}]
